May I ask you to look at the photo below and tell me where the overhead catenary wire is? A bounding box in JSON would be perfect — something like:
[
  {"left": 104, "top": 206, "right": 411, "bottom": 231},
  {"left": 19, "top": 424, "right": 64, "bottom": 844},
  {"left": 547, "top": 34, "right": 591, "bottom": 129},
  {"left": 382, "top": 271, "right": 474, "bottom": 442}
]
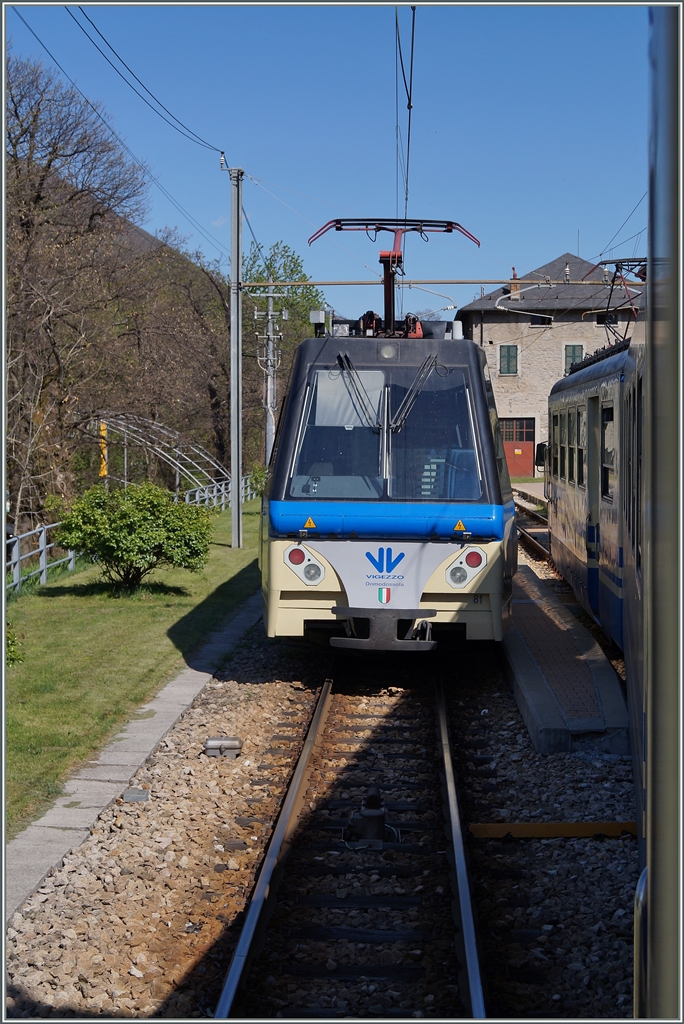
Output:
[
  {"left": 246, "top": 175, "right": 381, "bottom": 278},
  {"left": 11, "top": 7, "right": 231, "bottom": 263},
  {"left": 65, "top": 6, "right": 222, "bottom": 153},
  {"left": 395, "top": 5, "right": 416, "bottom": 316},
  {"left": 590, "top": 191, "right": 647, "bottom": 262}
]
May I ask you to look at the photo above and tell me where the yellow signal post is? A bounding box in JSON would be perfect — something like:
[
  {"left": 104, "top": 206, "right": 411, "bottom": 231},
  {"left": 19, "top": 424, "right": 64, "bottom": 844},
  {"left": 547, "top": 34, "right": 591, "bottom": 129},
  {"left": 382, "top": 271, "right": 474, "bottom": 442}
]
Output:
[{"left": 99, "top": 421, "right": 108, "bottom": 488}]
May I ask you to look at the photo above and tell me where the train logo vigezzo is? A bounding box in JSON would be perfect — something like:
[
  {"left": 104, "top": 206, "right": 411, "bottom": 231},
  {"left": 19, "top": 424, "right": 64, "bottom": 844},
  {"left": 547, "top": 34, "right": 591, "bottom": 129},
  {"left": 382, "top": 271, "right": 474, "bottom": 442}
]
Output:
[{"left": 365, "top": 548, "right": 405, "bottom": 603}]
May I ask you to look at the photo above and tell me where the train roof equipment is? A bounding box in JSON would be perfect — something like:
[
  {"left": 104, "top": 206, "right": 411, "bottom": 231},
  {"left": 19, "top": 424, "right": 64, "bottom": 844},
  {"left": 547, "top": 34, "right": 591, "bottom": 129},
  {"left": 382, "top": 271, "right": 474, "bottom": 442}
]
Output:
[{"left": 308, "top": 218, "right": 480, "bottom": 336}]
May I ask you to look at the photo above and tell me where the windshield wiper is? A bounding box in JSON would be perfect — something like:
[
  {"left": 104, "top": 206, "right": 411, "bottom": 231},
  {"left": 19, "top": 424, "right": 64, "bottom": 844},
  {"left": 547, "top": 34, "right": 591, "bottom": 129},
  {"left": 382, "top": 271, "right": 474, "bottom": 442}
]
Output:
[
  {"left": 336, "top": 352, "right": 381, "bottom": 430},
  {"left": 389, "top": 353, "right": 437, "bottom": 432}
]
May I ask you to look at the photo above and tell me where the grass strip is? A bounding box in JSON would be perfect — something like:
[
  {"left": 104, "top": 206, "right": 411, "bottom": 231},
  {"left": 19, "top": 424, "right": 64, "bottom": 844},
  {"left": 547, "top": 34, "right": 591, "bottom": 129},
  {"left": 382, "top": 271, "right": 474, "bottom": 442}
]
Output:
[{"left": 5, "top": 503, "right": 261, "bottom": 838}]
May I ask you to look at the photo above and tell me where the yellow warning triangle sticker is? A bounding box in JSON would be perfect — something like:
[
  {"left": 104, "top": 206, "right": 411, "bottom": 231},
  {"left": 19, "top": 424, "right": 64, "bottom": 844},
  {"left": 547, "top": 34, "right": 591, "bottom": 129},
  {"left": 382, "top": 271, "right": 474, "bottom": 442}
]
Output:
[
  {"left": 454, "top": 520, "right": 466, "bottom": 532},
  {"left": 303, "top": 517, "right": 316, "bottom": 529}
]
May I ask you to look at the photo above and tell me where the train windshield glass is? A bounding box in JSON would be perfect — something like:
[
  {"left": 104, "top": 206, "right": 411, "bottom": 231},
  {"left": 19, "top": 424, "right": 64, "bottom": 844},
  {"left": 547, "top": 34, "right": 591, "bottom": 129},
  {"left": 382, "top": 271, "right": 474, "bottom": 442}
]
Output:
[
  {"left": 289, "top": 364, "right": 483, "bottom": 501},
  {"left": 389, "top": 368, "right": 482, "bottom": 500}
]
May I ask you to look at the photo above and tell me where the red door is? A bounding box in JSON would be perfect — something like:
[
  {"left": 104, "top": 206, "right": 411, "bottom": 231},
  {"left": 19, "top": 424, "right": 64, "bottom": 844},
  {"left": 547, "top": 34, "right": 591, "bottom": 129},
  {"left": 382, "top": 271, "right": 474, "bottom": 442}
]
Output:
[
  {"left": 504, "top": 441, "right": 534, "bottom": 477},
  {"left": 501, "top": 418, "right": 535, "bottom": 477}
]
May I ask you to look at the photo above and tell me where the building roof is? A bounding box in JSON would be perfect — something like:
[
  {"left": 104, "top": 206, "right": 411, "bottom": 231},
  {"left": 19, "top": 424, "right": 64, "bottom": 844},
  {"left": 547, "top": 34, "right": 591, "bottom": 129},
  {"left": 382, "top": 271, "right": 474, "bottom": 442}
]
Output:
[{"left": 458, "top": 252, "right": 643, "bottom": 316}]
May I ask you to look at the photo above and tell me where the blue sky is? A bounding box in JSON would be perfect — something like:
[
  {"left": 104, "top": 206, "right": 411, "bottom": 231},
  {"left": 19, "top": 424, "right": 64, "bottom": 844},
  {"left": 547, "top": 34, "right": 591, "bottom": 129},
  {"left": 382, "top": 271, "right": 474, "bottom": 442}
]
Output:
[{"left": 7, "top": 4, "right": 649, "bottom": 318}]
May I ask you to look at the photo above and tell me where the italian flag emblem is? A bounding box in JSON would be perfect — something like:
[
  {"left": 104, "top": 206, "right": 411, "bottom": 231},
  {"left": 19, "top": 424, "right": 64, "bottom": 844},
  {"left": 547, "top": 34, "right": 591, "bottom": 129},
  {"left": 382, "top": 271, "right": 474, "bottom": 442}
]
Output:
[{"left": 378, "top": 588, "right": 391, "bottom": 604}]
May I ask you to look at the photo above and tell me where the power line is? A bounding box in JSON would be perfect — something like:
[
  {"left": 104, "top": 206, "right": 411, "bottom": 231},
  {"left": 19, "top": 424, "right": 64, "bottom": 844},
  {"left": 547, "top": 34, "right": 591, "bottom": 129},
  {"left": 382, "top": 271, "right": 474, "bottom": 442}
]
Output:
[
  {"left": 396, "top": 6, "right": 417, "bottom": 222},
  {"left": 246, "top": 175, "right": 355, "bottom": 213},
  {"left": 242, "top": 207, "right": 265, "bottom": 261},
  {"left": 246, "top": 175, "right": 381, "bottom": 278},
  {"left": 65, "top": 6, "right": 221, "bottom": 153},
  {"left": 595, "top": 192, "right": 647, "bottom": 259},
  {"left": 10, "top": 7, "right": 231, "bottom": 262}
]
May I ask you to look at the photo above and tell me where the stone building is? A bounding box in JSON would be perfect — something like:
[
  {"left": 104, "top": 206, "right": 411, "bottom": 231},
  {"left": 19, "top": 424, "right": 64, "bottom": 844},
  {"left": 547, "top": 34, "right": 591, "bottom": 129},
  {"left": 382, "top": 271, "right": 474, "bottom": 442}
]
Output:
[{"left": 456, "top": 253, "right": 643, "bottom": 477}]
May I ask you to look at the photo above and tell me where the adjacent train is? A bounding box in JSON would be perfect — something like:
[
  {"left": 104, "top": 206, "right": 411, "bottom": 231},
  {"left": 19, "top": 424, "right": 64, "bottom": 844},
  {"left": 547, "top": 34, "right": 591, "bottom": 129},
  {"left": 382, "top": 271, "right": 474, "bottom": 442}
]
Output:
[
  {"left": 542, "top": 7, "right": 679, "bottom": 1016},
  {"left": 542, "top": 320, "right": 646, "bottom": 829},
  {"left": 259, "top": 219, "right": 517, "bottom": 651}
]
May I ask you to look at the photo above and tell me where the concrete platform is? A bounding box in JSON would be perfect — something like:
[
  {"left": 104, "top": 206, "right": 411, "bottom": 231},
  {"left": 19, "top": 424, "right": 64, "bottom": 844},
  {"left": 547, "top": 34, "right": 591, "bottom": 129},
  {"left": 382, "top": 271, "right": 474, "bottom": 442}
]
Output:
[
  {"left": 502, "top": 566, "right": 629, "bottom": 755},
  {"left": 5, "top": 590, "right": 263, "bottom": 922},
  {"left": 513, "top": 482, "right": 547, "bottom": 504}
]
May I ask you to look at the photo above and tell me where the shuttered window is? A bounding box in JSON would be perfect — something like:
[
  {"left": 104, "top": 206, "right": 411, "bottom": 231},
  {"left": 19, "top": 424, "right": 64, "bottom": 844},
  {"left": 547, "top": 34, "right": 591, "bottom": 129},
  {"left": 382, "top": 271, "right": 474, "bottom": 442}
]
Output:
[{"left": 499, "top": 345, "right": 518, "bottom": 375}]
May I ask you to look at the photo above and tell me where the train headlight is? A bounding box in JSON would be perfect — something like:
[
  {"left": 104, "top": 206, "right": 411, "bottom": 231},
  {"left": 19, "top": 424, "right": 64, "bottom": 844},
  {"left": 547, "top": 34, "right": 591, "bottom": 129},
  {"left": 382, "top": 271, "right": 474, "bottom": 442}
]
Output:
[
  {"left": 283, "top": 545, "right": 325, "bottom": 586},
  {"left": 446, "top": 546, "right": 487, "bottom": 589},
  {"left": 450, "top": 565, "right": 468, "bottom": 585}
]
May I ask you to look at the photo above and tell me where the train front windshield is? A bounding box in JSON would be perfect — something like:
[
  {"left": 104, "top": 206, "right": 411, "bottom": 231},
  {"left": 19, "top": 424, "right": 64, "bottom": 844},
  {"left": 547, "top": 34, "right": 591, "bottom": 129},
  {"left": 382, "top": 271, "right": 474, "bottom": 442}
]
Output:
[{"left": 289, "top": 363, "right": 483, "bottom": 501}]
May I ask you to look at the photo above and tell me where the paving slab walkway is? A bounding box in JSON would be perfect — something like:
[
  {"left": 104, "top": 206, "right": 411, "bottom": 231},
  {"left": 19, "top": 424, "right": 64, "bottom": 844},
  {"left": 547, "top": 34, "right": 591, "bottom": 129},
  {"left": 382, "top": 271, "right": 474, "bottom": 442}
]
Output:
[
  {"left": 5, "top": 590, "right": 263, "bottom": 921},
  {"left": 502, "top": 566, "right": 629, "bottom": 755}
]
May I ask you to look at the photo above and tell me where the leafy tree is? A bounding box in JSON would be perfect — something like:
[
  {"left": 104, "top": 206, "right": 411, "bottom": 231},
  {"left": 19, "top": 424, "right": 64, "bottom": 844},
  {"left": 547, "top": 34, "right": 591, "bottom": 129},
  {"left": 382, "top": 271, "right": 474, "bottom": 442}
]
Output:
[
  {"left": 55, "top": 482, "right": 213, "bottom": 590},
  {"left": 241, "top": 242, "right": 325, "bottom": 468}
]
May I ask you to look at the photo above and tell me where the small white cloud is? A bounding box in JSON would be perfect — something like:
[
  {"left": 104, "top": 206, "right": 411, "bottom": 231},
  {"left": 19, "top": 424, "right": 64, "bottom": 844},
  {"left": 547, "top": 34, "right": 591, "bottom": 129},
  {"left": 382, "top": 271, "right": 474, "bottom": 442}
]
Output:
[{"left": 211, "top": 216, "right": 228, "bottom": 227}]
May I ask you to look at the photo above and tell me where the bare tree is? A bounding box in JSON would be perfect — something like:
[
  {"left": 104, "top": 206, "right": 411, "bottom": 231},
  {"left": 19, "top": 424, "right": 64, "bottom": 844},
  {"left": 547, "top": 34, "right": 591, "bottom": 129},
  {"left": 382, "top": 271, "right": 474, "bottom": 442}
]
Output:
[
  {"left": 5, "top": 53, "right": 149, "bottom": 527},
  {"left": 5, "top": 54, "right": 324, "bottom": 527}
]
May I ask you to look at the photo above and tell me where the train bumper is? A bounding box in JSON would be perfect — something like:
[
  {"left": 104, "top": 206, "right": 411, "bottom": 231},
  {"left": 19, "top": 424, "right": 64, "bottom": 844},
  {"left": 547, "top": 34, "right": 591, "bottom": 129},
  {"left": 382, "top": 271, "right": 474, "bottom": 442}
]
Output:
[{"left": 264, "top": 539, "right": 512, "bottom": 645}]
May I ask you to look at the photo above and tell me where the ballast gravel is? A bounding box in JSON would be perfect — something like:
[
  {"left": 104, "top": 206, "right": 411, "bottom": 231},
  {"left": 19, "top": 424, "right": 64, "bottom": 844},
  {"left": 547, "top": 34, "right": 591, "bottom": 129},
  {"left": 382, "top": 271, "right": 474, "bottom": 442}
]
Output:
[
  {"left": 6, "top": 550, "right": 639, "bottom": 1018},
  {"left": 6, "top": 635, "right": 327, "bottom": 1019},
  {"left": 453, "top": 545, "right": 638, "bottom": 1019}
]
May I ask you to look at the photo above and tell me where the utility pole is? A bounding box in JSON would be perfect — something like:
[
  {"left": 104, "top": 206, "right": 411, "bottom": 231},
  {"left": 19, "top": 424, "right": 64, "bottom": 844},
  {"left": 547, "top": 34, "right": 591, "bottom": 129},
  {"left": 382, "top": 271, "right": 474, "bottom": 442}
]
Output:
[
  {"left": 266, "top": 280, "right": 276, "bottom": 464},
  {"left": 254, "top": 280, "right": 287, "bottom": 466},
  {"left": 229, "top": 167, "right": 243, "bottom": 548}
]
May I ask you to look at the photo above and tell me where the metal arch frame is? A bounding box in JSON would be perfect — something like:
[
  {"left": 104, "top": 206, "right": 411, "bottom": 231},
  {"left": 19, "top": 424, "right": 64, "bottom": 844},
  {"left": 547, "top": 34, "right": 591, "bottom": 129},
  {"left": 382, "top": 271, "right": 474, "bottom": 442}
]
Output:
[{"left": 89, "top": 414, "right": 230, "bottom": 490}]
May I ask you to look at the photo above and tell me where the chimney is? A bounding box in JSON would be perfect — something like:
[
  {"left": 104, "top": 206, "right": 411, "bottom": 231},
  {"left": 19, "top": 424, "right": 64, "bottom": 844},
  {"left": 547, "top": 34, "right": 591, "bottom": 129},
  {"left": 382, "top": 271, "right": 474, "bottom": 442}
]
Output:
[{"left": 510, "top": 266, "right": 519, "bottom": 300}]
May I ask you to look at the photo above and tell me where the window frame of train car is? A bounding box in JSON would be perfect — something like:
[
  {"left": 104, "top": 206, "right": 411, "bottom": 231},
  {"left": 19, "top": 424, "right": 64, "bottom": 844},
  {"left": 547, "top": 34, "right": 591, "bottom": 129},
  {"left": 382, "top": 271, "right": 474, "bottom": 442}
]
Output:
[
  {"left": 600, "top": 403, "right": 616, "bottom": 502},
  {"left": 568, "top": 405, "right": 576, "bottom": 482},
  {"left": 577, "top": 405, "right": 586, "bottom": 487},
  {"left": 560, "top": 409, "right": 567, "bottom": 480}
]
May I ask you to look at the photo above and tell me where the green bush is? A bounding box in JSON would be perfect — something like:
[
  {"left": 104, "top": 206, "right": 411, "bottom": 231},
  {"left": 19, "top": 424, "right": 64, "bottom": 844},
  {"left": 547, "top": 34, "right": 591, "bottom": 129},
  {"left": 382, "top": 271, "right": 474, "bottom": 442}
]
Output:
[
  {"left": 56, "top": 482, "right": 214, "bottom": 590},
  {"left": 249, "top": 464, "right": 268, "bottom": 496},
  {"left": 6, "top": 621, "right": 24, "bottom": 666}
]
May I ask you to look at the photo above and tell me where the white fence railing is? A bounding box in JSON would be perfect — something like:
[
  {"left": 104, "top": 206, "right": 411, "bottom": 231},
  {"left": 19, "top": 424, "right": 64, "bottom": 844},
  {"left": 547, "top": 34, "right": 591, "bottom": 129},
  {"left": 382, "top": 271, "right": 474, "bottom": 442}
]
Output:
[
  {"left": 5, "top": 476, "right": 258, "bottom": 594},
  {"left": 181, "top": 476, "right": 258, "bottom": 509},
  {"left": 5, "top": 522, "right": 76, "bottom": 595}
]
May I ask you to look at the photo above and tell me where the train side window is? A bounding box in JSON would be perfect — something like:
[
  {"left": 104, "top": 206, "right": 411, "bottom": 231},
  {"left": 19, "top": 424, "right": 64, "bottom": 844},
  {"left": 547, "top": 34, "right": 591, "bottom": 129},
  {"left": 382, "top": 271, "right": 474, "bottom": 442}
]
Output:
[
  {"left": 552, "top": 413, "right": 559, "bottom": 477},
  {"left": 577, "top": 407, "right": 586, "bottom": 487},
  {"left": 625, "top": 390, "right": 633, "bottom": 538},
  {"left": 568, "top": 406, "right": 576, "bottom": 482},
  {"left": 630, "top": 388, "right": 636, "bottom": 550},
  {"left": 560, "top": 411, "right": 567, "bottom": 479},
  {"left": 601, "top": 404, "right": 615, "bottom": 501},
  {"left": 636, "top": 378, "right": 642, "bottom": 571}
]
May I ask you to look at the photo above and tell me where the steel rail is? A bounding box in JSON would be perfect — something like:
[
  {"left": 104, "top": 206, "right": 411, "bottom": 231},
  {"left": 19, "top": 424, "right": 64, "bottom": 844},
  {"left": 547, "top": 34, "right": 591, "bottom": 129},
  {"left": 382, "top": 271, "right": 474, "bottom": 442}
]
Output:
[
  {"left": 435, "top": 682, "right": 486, "bottom": 1018},
  {"left": 214, "top": 678, "right": 334, "bottom": 1018},
  {"left": 513, "top": 500, "right": 549, "bottom": 526},
  {"left": 517, "top": 524, "right": 551, "bottom": 559}
]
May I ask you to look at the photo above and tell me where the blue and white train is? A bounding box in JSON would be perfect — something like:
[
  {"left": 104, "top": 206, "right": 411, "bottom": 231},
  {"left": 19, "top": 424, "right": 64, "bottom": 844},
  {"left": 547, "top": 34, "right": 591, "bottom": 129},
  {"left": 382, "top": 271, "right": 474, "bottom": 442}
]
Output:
[
  {"left": 260, "top": 318, "right": 517, "bottom": 651},
  {"left": 543, "top": 320, "right": 646, "bottom": 822}
]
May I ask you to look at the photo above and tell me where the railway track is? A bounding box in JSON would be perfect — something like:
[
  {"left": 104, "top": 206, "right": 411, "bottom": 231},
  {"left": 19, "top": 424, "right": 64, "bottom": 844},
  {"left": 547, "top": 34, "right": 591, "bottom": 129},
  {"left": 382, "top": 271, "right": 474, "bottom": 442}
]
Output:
[
  {"left": 514, "top": 498, "right": 550, "bottom": 558},
  {"left": 214, "top": 679, "right": 485, "bottom": 1019}
]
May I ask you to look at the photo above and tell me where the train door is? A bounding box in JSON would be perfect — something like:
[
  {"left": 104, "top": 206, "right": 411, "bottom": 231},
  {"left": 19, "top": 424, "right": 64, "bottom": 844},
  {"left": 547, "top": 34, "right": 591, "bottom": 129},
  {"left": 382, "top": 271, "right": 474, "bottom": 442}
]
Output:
[
  {"left": 598, "top": 391, "right": 622, "bottom": 647},
  {"left": 586, "top": 395, "right": 601, "bottom": 616}
]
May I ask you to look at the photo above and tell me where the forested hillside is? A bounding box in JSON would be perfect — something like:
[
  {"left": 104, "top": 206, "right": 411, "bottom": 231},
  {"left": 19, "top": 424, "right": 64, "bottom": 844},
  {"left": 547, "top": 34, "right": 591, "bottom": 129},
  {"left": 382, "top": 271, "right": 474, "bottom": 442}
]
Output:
[{"left": 5, "top": 52, "right": 323, "bottom": 530}]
